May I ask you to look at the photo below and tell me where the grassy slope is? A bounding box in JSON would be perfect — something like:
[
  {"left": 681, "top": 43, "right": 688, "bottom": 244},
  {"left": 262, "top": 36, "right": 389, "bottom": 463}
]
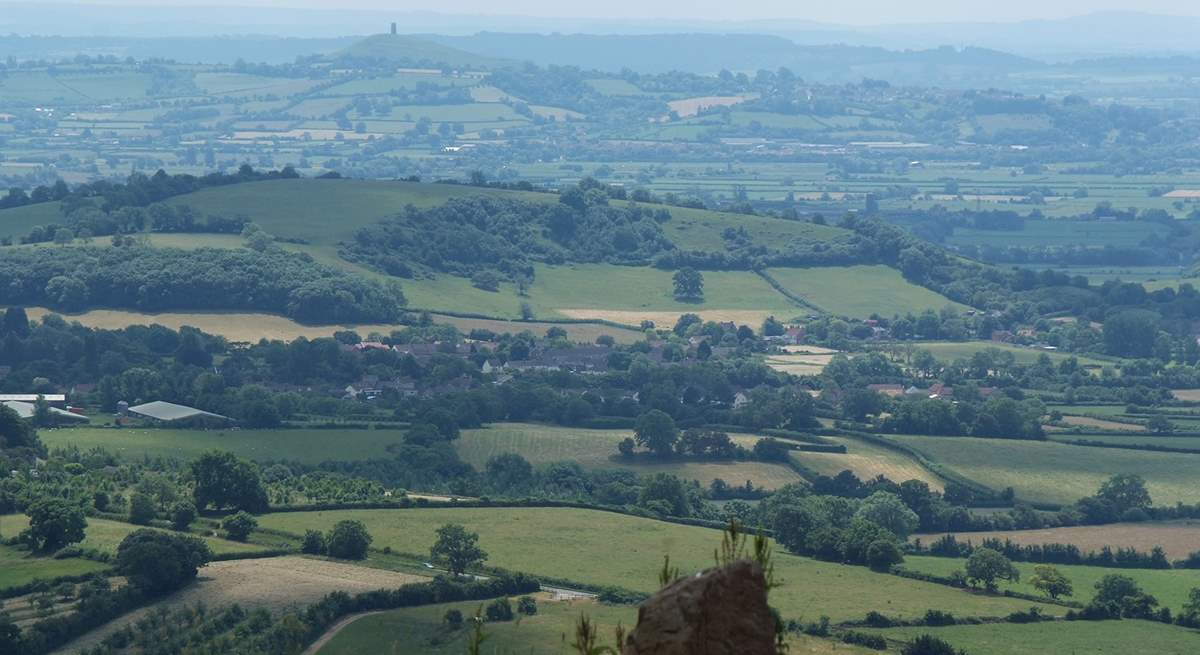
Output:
[
  {"left": 0, "top": 515, "right": 268, "bottom": 556},
  {"left": 909, "top": 341, "right": 1115, "bottom": 368},
  {"left": 317, "top": 596, "right": 875, "bottom": 655},
  {"left": 791, "top": 435, "right": 945, "bottom": 490},
  {"left": 38, "top": 427, "right": 407, "bottom": 466},
  {"left": 0, "top": 200, "right": 64, "bottom": 239},
  {"left": 903, "top": 555, "right": 1200, "bottom": 610},
  {"left": 889, "top": 435, "right": 1200, "bottom": 506},
  {"left": 457, "top": 423, "right": 802, "bottom": 490},
  {"left": 257, "top": 507, "right": 1059, "bottom": 623},
  {"left": 766, "top": 266, "right": 968, "bottom": 319},
  {"left": 0, "top": 543, "right": 108, "bottom": 591},
  {"left": 866, "top": 620, "right": 1200, "bottom": 655}
]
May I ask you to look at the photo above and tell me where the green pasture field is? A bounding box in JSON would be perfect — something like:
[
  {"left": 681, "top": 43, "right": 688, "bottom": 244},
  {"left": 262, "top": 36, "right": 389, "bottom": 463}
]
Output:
[
  {"left": 0, "top": 543, "right": 109, "bottom": 591},
  {"left": 192, "top": 72, "right": 320, "bottom": 98},
  {"left": 902, "top": 341, "right": 1114, "bottom": 368},
  {"left": 946, "top": 219, "right": 1167, "bottom": 249},
  {"left": 381, "top": 103, "right": 525, "bottom": 123},
  {"left": 400, "top": 262, "right": 799, "bottom": 322},
  {"left": 790, "top": 435, "right": 945, "bottom": 490},
  {"left": 0, "top": 70, "right": 156, "bottom": 104},
  {"left": 660, "top": 206, "right": 850, "bottom": 251},
  {"left": 288, "top": 98, "right": 351, "bottom": 119},
  {"left": 765, "top": 266, "right": 968, "bottom": 319},
  {"left": 902, "top": 555, "right": 1200, "bottom": 610},
  {"left": 318, "top": 75, "right": 477, "bottom": 97},
  {"left": 0, "top": 201, "right": 64, "bottom": 239},
  {"left": 1046, "top": 433, "right": 1200, "bottom": 449},
  {"left": 888, "top": 435, "right": 1200, "bottom": 506},
  {"left": 456, "top": 423, "right": 802, "bottom": 490},
  {"left": 0, "top": 515, "right": 267, "bottom": 556},
  {"left": 318, "top": 596, "right": 634, "bottom": 655},
  {"left": 1044, "top": 404, "right": 1128, "bottom": 417},
  {"left": 865, "top": 620, "right": 1200, "bottom": 655},
  {"left": 317, "top": 597, "right": 876, "bottom": 655},
  {"left": 38, "top": 427, "right": 406, "bottom": 466},
  {"left": 257, "top": 507, "right": 1060, "bottom": 623}
]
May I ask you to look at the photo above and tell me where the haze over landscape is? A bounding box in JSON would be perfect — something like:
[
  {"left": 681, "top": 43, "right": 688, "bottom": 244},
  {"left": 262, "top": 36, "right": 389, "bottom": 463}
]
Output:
[{"left": 2, "top": 2, "right": 1200, "bottom": 654}]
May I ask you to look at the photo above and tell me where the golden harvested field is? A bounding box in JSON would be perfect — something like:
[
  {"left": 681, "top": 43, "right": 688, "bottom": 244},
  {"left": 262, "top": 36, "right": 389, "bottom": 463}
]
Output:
[
  {"left": 764, "top": 352, "right": 836, "bottom": 375},
  {"left": 54, "top": 557, "right": 427, "bottom": 654},
  {"left": 23, "top": 307, "right": 637, "bottom": 344},
  {"left": 1171, "top": 389, "right": 1200, "bottom": 401},
  {"left": 914, "top": 520, "right": 1200, "bottom": 560},
  {"left": 667, "top": 94, "right": 754, "bottom": 117},
  {"left": 1055, "top": 415, "right": 1145, "bottom": 431},
  {"left": 792, "top": 436, "right": 945, "bottom": 490}
]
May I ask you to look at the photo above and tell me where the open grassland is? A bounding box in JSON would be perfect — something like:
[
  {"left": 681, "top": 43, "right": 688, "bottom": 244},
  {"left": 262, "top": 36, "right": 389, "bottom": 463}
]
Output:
[
  {"left": 1047, "top": 433, "right": 1200, "bottom": 449},
  {"left": 1054, "top": 415, "right": 1145, "bottom": 432},
  {"left": 258, "top": 507, "right": 1059, "bottom": 623},
  {"left": 316, "top": 595, "right": 873, "bottom": 655},
  {"left": 456, "top": 423, "right": 802, "bottom": 490},
  {"left": 0, "top": 200, "right": 64, "bottom": 239},
  {"left": 903, "top": 555, "right": 1200, "bottom": 610},
  {"left": 866, "top": 620, "right": 1200, "bottom": 655},
  {"left": 0, "top": 515, "right": 268, "bottom": 556},
  {"left": 791, "top": 436, "right": 945, "bottom": 490},
  {"left": 0, "top": 543, "right": 108, "bottom": 591},
  {"left": 38, "top": 427, "right": 407, "bottom": 466},
  {"left": 59, "top": 557, "right": 428, "bottom": 654},
  {"left": 897, "top": 341, "right": 1114, "bottom": 368},
  {"left": 317, "top": 595, "right": 632, "bottom": 655},
  {"left": 166, "top": 178, "right": 838, "bottom": 257},
  {"left": 402, "top": 262, "right": 799, "bottom": 324},
  {"left": 766, "top": 266, "right": 968, "bottom": 319},
  {"left": 889, "top": 436, "right": 1200, "bottom": 506},
  {"left": 913, "top": 520, "right": 1200, "bottom": 561}
]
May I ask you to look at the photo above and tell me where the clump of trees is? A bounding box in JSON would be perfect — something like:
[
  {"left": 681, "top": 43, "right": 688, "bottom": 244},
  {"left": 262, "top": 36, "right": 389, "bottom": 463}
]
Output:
[{"left": 430, "top": 523, "right": 487, "bottom": 576}]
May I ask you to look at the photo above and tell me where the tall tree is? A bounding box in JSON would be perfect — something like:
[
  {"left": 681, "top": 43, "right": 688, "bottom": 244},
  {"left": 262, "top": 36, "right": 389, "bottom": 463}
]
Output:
[{"left": 430, "top": 523, "right": 487, "bottom": 576}]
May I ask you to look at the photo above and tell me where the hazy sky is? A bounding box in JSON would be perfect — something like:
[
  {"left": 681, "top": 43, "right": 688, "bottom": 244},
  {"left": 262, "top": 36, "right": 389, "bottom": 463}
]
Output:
[{"left": 43, "top": 0, "right": 1200, "bottom": 24}]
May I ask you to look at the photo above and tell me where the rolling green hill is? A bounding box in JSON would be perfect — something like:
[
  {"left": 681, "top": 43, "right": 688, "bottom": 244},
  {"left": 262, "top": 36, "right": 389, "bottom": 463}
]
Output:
[{"left": 335, "top": 34, "right": 509, "bottom": 69}]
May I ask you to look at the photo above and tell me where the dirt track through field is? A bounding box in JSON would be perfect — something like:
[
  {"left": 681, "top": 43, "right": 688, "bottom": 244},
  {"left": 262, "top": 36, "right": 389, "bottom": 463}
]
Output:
[{"left": 52, "top": 557, "right": 426, "bottom": 654}]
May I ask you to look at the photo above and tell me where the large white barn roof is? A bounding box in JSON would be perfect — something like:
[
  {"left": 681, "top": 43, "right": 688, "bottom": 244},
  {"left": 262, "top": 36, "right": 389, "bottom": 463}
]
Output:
[
  {"left": 2, "top": 401, "right": 89, "bottom": 422},
  {"left": 127, "top": 401, "right": 231, "bottom": 423}
]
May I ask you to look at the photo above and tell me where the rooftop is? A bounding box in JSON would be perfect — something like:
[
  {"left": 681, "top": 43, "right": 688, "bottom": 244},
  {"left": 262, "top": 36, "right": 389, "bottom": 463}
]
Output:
[{"left": 127, "top": 401, "right": 232, "bottom": 423}]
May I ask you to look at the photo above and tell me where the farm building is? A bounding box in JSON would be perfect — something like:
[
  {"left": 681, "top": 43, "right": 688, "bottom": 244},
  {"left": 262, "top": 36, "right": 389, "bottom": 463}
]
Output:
[
  {"left": 0, "top": 394, "right": 67, "bottom": 404},
  {"left": 127, "top": 401, "right": 234, "bottom": 427},
  {"left": 2, "top": 400, "right": 89, "bottom": 423}
]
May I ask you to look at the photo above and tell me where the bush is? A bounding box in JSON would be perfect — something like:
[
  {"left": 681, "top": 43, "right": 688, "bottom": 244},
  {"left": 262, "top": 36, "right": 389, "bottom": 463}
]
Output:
[
  {"left": 169, "top": 501, "right": 196, "bottom": 531},
  {"left": 115, "top": 529, "right": 212, "bottom": 594},
  {"left": 516, "top": 595, "right": 538, "bottom": 616},
  {"left": 485, "top": 597, "right": 514, "bottom": 622},
  {"left": 221, "top": 512, "right": 257, "bottom": 542},
  {"left": 923, "top": 609, "right": 956, "bottom": 626},
  {"left": 301, "top": 529, "right": 327, "bottom": 555},
  {"left": 902, "top": 634, "right": 964, "bottom": 655},
  {"left": 326, "top": 520, "right": 372, "bottom": 560},
  {"left": 128, "top": 492, "right": 156, "bottom": 526},
  {"left": 866, "top": 539, "right": 904, "bottom": 572},
  {"left": 444, "top": 608, "right": 464, "bottom": 627},
  {"left": 842, "top": 631, "right": 888, "bottom": 650}
]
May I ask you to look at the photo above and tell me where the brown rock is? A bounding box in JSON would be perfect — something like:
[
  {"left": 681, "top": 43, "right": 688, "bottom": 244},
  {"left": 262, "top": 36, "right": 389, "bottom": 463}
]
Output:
[{"left": 621, "top": 560, "right": 777, "bottom": 655}]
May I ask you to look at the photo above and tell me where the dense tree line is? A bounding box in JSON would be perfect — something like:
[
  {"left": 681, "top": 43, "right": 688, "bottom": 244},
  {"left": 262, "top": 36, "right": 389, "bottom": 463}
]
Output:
[
  {"left": 341, "top": 180, "right": 673, "bottom": 280},
  {"left": 0, "top": 246, "right": 404, "bottom": 321}
]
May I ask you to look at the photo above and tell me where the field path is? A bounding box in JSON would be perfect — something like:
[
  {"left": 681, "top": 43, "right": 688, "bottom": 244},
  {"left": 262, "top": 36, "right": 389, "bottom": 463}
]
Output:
[
  {"left": 52, "top": 557, "right": 426, "bottom": 654},
  {"left": 302, "top": 610, "right": 386, "bottom": 655}
]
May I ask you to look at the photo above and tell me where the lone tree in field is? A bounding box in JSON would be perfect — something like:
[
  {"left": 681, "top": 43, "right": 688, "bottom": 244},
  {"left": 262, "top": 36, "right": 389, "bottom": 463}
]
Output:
[
  {"left": 221, "top": 511, "right": 257, "bottom": 542},
  {"left": 1096, "top": 473, "right": 1152, "bottom": 513},
  {"left": 326, "top": 520, "right": 372, "bottom": 560},
  {"left": 116, "top": 529, "right": 212, "bottom": 595},
  {"left": 431, "top": 523, "right": 487, "bottom": 576},
  {"left": 1030, "top": 565, "right": 1073, "bottom": 600},
  {"left": 22, "top": 498, "right": 86, "bottom": 552},
  {"left": 965, "top": 547, "right": 1019, "bottom": 592},
  {"left": 634, "top": 409, "right": 679, "bottom": 458},
  {"left": 672, "top": 267, "right": 704, "bottom": 301},
  {"left": 190, "top": 451, "right": 269, "bottom": 512}
]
